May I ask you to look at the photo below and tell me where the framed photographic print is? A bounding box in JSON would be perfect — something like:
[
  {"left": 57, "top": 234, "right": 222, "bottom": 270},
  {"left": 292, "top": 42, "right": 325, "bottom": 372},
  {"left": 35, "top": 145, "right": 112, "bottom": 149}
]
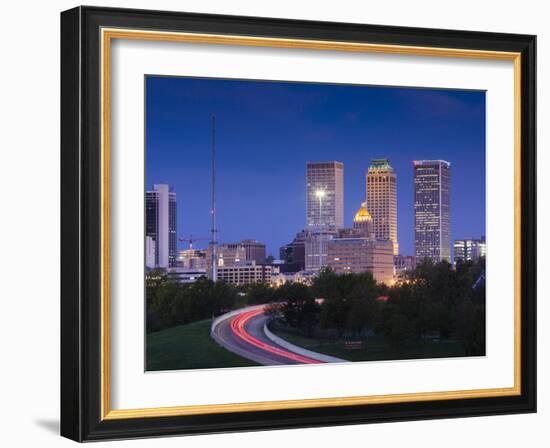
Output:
[{"left": 60, "top": 6, "right": 536, "bottom": 442}]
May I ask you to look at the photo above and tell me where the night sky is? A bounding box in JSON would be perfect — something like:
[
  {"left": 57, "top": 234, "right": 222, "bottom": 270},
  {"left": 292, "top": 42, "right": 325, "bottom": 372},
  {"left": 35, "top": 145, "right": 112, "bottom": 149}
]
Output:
[{"left": 145, "top": 76, "right": 486, "bottom": 258}]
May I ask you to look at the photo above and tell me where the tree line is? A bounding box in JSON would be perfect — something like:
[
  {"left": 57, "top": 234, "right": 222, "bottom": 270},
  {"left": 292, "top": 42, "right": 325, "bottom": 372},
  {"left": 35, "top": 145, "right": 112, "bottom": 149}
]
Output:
[{"left": 146, "top": 259, "right": 485, "bottom": 356}]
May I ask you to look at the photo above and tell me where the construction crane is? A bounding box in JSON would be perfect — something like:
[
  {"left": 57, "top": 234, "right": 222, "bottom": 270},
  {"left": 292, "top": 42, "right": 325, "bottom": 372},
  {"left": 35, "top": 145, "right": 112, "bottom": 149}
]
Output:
[{"left": 178, "top": 235, "right": 209, "bottom": 250}]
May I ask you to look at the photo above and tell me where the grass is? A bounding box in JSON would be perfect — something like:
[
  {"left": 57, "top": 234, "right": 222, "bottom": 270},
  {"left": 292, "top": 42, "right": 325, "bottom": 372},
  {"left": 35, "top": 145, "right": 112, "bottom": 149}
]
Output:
[
  {"left": 271, "top": 328, "right": 468, "bottom": 363},
  {"left": 146, "top": 319, "right": 258, "bottom": 371}
]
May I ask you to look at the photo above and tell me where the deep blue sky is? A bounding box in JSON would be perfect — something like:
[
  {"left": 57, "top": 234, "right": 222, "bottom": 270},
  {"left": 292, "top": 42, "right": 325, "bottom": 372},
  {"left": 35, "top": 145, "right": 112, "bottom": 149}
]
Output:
[{"left": 146, "top": 76, "right": 486, "bottom": 257}]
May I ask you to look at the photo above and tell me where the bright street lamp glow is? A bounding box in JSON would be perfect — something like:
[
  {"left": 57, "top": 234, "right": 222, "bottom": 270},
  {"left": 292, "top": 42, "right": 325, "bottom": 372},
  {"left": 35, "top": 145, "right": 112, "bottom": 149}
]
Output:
[{"left": 315, "top": 189, "right": 326, "bottom": 199}]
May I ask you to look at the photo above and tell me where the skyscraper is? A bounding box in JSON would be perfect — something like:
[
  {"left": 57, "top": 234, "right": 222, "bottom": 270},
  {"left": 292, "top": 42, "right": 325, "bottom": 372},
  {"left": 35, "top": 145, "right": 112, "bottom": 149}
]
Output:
[
  {"left": 413, "top": 160, "right": 451, "bottom": 263},
  {"left": 366, "top": 158, "right": 398, "bottom": 255},
  {"left": 305, "top": 161, "right": 344, "bottom": 271},
  {"left": 146, "top": 184, "right": 177, "bottom": 268},
  {"left": 306, "top": 161, "right": 344, "bottom": 232}
]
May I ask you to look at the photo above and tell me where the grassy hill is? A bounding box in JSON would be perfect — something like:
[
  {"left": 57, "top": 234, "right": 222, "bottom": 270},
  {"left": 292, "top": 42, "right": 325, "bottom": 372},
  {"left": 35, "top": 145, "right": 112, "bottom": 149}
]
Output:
[{"left": 146, "top": 319, "right": 258, "bottom": 371}]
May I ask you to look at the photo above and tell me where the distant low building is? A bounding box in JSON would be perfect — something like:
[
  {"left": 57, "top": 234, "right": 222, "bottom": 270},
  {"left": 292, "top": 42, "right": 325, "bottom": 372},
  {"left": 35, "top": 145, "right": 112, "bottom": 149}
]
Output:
[
  {"left": 177, "top": 248, "right": 208, "bottom": 270},
  {"left": 239, "top": 239, "right": 266, "bottom": 264},
  {"left": 209, "top": 239, "right": 266, "bottom": 268},
  {"left": 327, "top": 238, "right": 394, "bottom": 284},
  {"left": 166, "top": 268, "right": 207, "bottom": 284},
  {"left": 216, "top": 261, "right": 280, "bottom": 286},
  {"left": 394, "top": 255, "right": 416, "bottom": 278},
  {"left": 279, "top": 230, "right": 306, "bottom": 271},
  {"left": 145, "top": 236, "right": 156, "bottom": 269},
  {"left": 454, "top": 236, "right": 486, "bottom": 264},
  {"left": 270, "top": 270, "right": 317, "bottom": 287},
  {"left": 212, "top": 243, "right": 246, "bottom": 267}
]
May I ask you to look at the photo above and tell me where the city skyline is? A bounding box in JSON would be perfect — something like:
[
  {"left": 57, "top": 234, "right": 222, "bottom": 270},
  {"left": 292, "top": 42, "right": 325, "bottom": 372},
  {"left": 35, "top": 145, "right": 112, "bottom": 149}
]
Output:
[{"left": 146, "top": 76, "right": 486, "bottom": 258}]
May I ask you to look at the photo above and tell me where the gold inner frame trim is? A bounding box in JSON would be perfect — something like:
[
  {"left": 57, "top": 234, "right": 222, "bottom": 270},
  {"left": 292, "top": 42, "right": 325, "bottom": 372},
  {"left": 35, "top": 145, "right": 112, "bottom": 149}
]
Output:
[{"left": 100, "top": 27, "right": 522, "bottom": 421}]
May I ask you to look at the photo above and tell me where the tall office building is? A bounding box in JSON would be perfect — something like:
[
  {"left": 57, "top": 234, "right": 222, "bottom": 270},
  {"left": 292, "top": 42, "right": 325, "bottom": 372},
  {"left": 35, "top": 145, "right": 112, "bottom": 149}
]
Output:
[
  {"left": 306, "top": 161, "right": 344, "bottom": 231},
  {"left": 146, "top": 184, "right": 177, "bottom": 268},
  {"left": 413, "top": 160, "right": 451, "bottom": 263},
  {"left": 305, "top": 161, "right": 344, "bottom": 271},
  {"left": 366, "top": 158, "right": 398, "bottom": 255}
]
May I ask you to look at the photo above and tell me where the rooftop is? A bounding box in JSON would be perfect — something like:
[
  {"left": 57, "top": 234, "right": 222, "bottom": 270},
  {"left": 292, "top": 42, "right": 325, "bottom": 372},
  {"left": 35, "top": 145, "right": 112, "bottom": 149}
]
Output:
[
  {"left": 353, "top": 202, "right": 372, "bottom": 223},
  {"left": 413, "top": 160, "right": 451, "bottom": 167},
  {"left": 369, "top": 158, "right": 393, "bottom": 170}
]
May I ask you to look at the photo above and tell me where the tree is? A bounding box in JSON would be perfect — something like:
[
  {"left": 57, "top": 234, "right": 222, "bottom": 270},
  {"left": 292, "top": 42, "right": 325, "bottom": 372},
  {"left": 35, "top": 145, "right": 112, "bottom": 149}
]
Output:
[
  {"left": 381, "top": 310, "right": 416, "bottom": 350},
  {"left": 275, "top": 282, "right": 319, "bottom": 336},
  {"left": 149, "top": 280, "right": 180, "bottom": 329},
  {"left": 245, "top": 282, "right": 275, "bottom": 304}
]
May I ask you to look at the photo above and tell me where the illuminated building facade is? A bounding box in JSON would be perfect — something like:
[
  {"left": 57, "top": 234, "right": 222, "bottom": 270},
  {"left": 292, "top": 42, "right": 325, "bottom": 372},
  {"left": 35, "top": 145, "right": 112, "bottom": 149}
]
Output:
[
  {"left": 327, "top": 238, "right": 394, "bottom": 284},
  {"left": 414, "top": 160, "right": 451, "bottom": 263},
  {"left": 270, "top": 270, "right": 316, "bottom": 287},
  {"left": 351, "top": 201, "right": 375, "bottom": 238},
  {"left": 366, "top": 159, "right": 398, "bottom": 255},
  {"left": 216, "top": 261, "right": 280, "bottom": 286},
  {"left": 327, "top": 202, "right": 394, "bottom": 284},
  {"left": 166, "top": 268, "right": 207, "bottom": 284},
  {"left": 454, "top": 236, "right": 486, "bottom": 264},
  {"left": 177, "top": 248, "right": 208, "bottom": 270}
]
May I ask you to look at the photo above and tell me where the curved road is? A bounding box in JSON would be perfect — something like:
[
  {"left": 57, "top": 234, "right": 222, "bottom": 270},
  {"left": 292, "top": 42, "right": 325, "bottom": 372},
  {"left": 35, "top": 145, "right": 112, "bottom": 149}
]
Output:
[{"left": 212, "top": 307, "right": 324, "bottom": 365}]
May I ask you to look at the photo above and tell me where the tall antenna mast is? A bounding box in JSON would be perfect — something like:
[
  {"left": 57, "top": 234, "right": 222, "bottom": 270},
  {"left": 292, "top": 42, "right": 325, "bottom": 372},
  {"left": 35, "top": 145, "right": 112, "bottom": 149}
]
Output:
[{"left": 210, "top": 114, "right": 218, "bottom": 281}]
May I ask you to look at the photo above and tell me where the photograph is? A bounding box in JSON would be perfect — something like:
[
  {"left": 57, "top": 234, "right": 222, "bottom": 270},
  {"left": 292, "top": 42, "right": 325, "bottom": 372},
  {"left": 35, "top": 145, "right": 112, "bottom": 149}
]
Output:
[{"left": 144, "top": 76, "right": 487, "bottom": 371}]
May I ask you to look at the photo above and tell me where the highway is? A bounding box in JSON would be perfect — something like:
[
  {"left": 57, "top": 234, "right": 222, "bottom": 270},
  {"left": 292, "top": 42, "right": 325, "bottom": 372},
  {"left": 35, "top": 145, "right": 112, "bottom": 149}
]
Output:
[{"left": 211, "top": 306, "right": 325, "bottom": 366}]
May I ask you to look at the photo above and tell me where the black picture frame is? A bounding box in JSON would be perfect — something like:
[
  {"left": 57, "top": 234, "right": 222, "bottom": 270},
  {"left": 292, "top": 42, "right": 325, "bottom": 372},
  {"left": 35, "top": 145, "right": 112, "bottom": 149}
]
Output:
[{"left": 61, "top": 5, "right": 536, "bottom": 442}]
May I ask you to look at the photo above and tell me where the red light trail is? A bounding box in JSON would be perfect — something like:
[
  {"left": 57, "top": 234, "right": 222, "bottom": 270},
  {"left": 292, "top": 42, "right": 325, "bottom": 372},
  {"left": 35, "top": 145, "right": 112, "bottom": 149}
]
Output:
[{"left": 229, "top": 308, "right": 323, "bottom": 365}]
